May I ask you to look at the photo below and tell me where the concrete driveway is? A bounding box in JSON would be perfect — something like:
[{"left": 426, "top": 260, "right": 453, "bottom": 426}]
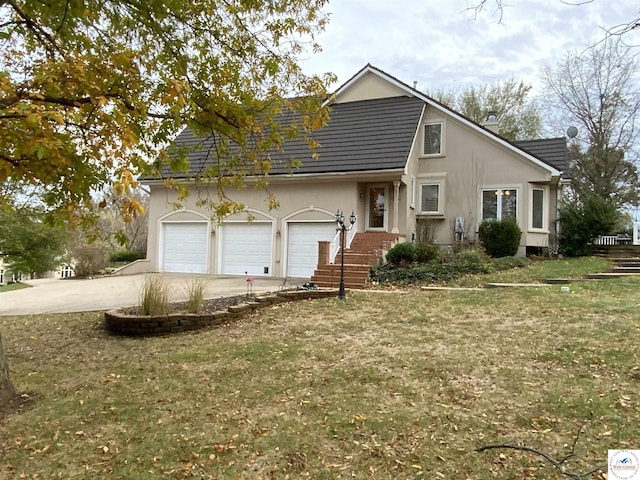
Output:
[{"left": 0, "top": 274, "right": 289, "bottom": 316}]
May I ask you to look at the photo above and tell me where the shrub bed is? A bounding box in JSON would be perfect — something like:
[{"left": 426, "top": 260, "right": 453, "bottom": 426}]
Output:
[
  {"left": 105, "top": 289, "right": 337, "bottom": 336},
  {"left": 369, "top": 255, "right": 529, "bottom": 286}
]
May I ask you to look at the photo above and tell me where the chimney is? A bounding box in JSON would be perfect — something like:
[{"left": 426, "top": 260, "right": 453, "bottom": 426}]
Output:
[{"left": 482, "top": 111, "right": 499, "bottom": 134}]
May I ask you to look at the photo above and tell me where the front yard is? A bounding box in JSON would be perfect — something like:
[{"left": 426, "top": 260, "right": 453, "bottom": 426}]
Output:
[{"left": 0, "top": 258, "right": 637, "bottom": 479}]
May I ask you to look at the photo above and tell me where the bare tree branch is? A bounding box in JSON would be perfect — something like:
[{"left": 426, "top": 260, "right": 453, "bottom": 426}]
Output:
[
  {"left": 476, "top": 426, "right": 606, "bottom": 480},
  {"left": 466, "top": 0, "right": 506, "bottom": 23}
]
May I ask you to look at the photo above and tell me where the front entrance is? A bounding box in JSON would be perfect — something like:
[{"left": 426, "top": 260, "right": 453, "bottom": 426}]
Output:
[{"left": 367, "top": 185, "right": 387, "bottom": 230}]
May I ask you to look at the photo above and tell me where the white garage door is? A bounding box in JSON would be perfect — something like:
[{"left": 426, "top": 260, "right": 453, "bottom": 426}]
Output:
[
  {"left": 161, "top": 222, "right": 208, "bottom": 273},
  {"left": 287, "top": 222, "right": 336, "bottom": 278},
  {"left": 220, "top": 222, "right": 273, "bottom": 276}
]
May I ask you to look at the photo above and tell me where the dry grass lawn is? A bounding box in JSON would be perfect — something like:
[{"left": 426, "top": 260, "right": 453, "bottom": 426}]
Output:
[{"left": 0, "top": 259, "right": 638, "bottom": 479}]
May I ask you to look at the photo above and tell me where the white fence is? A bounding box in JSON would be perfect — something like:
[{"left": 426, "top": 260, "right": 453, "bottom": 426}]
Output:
[
  {"left": 594, "top": 235, "right": 630, "bottom": 246},
  {"left": 594, "top": 223, "right": 640, "bottom": 246}
]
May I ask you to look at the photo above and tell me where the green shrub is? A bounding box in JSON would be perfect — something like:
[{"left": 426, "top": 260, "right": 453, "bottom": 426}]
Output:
[
  {"left": 558, "top": 194, "right": 618, "bottom": 257},
  {"left": 110, "top": 250, "right": 144, "bottom": 263},
  {"left": 491, "top": 256, "right": 529, "bottom": 270},
  {"left": 370, "top": 262, "right": 492, "bottom": 285},
  {"left": 72, "top": 244, "right": 109, "bottom": 277},
  {"left": 415, "top": 242, "right": 442, "bottom": 264},
  {"left": 478, "top": 218, "right": 522, "bottom": 258},
  {"left": 139, "top": 276, "right": 170, "bottom": 316},
  {"left": 386, "top": 242, "right": 417, "bottom": 266},
  {"left": 456, "top": 248, "right": 490, "bottom": 266},
  {"left": 186, "top": 279, "right": 206, "bottom": 314}
]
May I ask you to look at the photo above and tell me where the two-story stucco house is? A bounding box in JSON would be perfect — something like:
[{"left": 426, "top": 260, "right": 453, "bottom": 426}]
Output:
[{"left": 141, "top": 64, "right": 568, "bottom": 286}]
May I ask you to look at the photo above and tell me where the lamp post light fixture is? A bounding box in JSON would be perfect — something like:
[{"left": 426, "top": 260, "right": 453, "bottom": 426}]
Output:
[{"left": 335, "top": 209, "right": 357, "bottom": 300}]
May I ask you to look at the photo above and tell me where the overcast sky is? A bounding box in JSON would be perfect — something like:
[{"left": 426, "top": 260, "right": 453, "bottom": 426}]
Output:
[{"left": 301, "top": 0, "right": 640, "bottom": 95}]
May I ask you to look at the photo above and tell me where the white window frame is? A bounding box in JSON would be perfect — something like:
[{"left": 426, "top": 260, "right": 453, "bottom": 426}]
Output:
[
  {"left": 423, "top": 121, "right": 444, "bottom": 157},
  {"left": 480, "top": 186, "right": 520, "bottom": 222},
  {"left": 529, "top": 186, "right": 548, "bottom": 232},
  {"left": 410, "top": 175, "right": 416, "bottom": 209},
  {"left": 418, "top": 174, "right": 446, "bottom": 216}
]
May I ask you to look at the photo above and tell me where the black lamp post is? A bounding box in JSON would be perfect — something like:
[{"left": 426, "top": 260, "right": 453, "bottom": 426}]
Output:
[{"left": 335, "top": 209, "right": 356, "bottom": 299}]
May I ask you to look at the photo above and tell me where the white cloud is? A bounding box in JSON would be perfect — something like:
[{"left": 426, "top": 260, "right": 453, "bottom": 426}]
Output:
[{"left": 303, "top": 0, "right": 640, "bottom": 93}]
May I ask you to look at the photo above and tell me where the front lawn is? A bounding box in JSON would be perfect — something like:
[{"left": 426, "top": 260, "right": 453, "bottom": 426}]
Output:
[
  {"left": 0, "top": 282, "right": 29, "bottom": 293},
  {"left": 447, "top": 255, "right": 611, "bottom": 287},
  {"left": 0, "top": 260, "right": 636, "bottom": 479}
]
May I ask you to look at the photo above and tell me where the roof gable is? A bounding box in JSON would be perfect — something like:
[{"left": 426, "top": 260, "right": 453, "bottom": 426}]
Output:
[
  {"left": 332, "top": 68, "right": 411, "bottom": 103},
  {"left": 330, "top": 65, "right": 562, "bottom": 178}
]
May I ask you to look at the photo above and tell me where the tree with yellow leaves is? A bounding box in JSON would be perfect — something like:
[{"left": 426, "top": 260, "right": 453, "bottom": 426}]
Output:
[
  {"left": 0, "top": 0, "right": 333, "bottom": 220},
  {"left": 0, "top": 0, "right": 333, "bottom": 409}
]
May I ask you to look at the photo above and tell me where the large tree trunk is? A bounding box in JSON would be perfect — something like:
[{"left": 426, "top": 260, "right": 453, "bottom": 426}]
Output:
[{"left": 0, "top": 332, "right": 17, "bottom": 406}]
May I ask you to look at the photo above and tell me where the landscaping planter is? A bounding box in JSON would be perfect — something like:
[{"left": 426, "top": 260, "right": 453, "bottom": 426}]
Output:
[{"left": 104, "top": 288, "right": 339, "bottom": 336}]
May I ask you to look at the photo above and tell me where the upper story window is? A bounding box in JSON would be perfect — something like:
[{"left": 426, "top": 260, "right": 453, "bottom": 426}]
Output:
[
  {"left": 423, "top": 122, "right": 443, "bottom": 156},
  {"left": 482, "top": 188, "right": 518, "bottom": 221}
]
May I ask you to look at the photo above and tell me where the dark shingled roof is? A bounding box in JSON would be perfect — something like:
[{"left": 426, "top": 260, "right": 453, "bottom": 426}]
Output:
[
  {"left": 156, "top": 96, "right": 425, "bottom": 179},
  {"left": 151, "top": 91, "right": 569, "bottom": 181},
  {"left": 513, "top": 137, "right": 570, "bottom": 179}
]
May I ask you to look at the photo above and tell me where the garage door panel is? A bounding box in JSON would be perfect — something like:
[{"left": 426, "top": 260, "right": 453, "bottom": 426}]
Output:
[
  {"left": 287, "top": 222, "right": 336, "bottom": 278},
  {"left": 220, "top": 223, "right": 272, "bottom": 276},
  {"left": 162, "top": 222, "right": 208, "bottom": 273}
]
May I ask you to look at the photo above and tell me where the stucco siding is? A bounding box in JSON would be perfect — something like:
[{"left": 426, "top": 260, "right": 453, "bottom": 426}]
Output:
[
  {"left": 406, "top": 106, "right": 559, "bottom": 251},
  {"left": 335, "top": 71, "right": 409, "bottom": 103},
  {"left": 147, "top": 180, "right": 360, "bottom": 276}
]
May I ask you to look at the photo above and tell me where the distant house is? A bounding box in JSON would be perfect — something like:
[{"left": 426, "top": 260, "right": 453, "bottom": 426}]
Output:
[
  {"left": 0, "top": 257, "right": 74, "bottom": 284},
  {"left": 141, "top": 64, "right": 569, "bottom": 284}
]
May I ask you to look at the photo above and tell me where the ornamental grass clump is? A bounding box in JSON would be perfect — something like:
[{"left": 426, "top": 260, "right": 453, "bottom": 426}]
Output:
[
  {"left": 139, "top": 276, "right": 170, "bottom": 316},
  {"left": 186, "top": 279, "right": 207, "bottom": 314}
]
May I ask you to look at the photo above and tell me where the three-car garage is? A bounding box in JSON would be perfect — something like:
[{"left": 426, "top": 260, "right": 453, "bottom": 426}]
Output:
[{"left": 159, "top": 214, "right": 335, "bottom": 279}]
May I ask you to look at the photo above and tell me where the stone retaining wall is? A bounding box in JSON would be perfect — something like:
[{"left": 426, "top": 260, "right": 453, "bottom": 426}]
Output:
[{"left": 104, "top": 289, "right": 338, "bottom": 336}]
